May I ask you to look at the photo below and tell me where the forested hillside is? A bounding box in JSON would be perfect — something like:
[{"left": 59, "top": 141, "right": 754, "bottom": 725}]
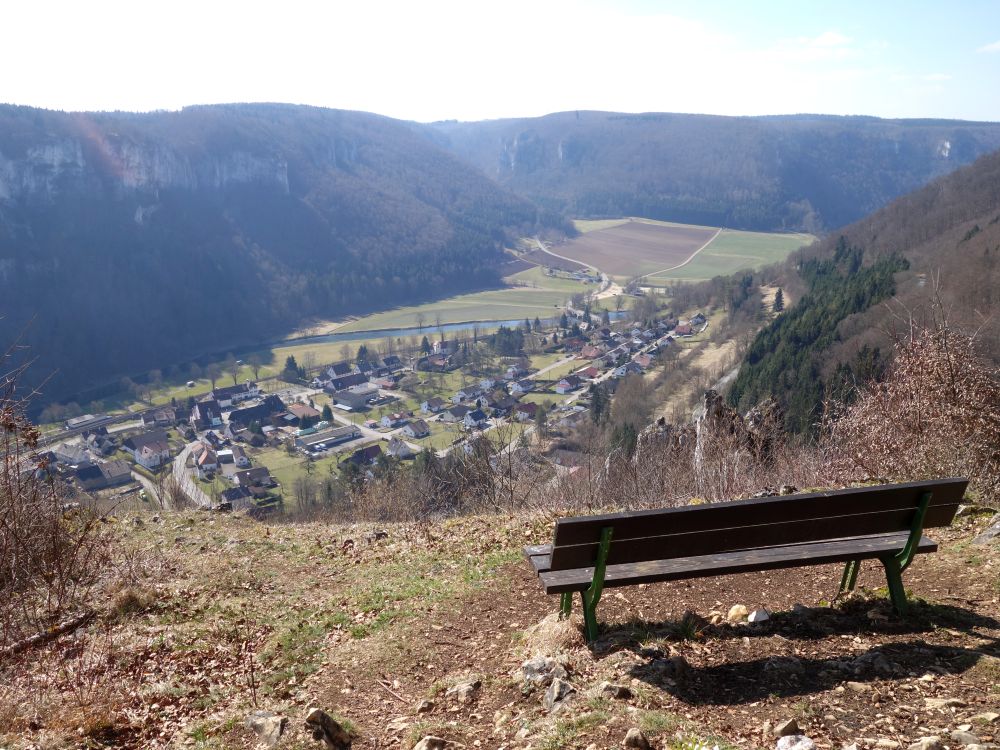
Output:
[
  {"left": 0, "top": 104, "right": 560, "bottom": 403},
  {"left": 428, "top": 111, "right": 1000, "bottom": 232},
  {"left": 729, "top": 148, "right": 1000, "bottom": 432}
]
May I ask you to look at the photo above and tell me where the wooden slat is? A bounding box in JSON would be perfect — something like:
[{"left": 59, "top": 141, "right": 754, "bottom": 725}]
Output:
[
  {"left": 548, "top": 503, "right": 958, "bottom": 570},
  {"left": 552, "top": 479, "right": 968, "bottom": 548},
  {"left": 540, "top": 532, "right": 937, "bottom": 594}
]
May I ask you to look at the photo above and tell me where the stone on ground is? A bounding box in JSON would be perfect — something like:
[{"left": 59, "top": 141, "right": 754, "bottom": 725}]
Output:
[
  {"left": 543, "top": 676, "right": 575, "bottom": 712},
  {"left": 245, "top": 711, "right": 288, "bottom": 747},
  {"left": 749, "top": 608, "right": 772, "bottom": 623},
  {"left": 623, "top": 727, "right": 651, "bottom": 749},
  {"left": 950, "top": 730, "right": 982, "bottom": 746},
  {"left": 773, "top": 719, "right": 800, "bottom": 737},
  {"left": 304, "top": 707, "right": 353, "bottom": 750},
  {"left": 445, "top": 677, "right": 481, "bottom": 704},
  {"left": 907, "top": 738, "right": 944, "bottom": 750},
  {"left": 727, "top": 604, "right": 750, "bottom": 622},
  {"left": 412, "top": 737, "right": 448, "bottom": 750},
  {"left": 776, "top": 736, "right": 815, "bottom": 750}
]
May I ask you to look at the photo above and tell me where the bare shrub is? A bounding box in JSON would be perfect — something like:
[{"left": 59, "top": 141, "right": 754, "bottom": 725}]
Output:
[
  {"left": 823, "top": 320, "right": 1000, "bottom": 504},
  {"left": 0, "top": 360, "right": 113, "bottom": 650}
]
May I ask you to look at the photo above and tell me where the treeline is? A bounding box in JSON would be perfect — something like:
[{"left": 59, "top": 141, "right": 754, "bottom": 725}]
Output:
[
  {"left": 0, "top": 104, "right": 566, "bottom": 406},
  {"left": 727, "top": 239, "right": 908, "bottom": 433},
  {"left": 430, "top": 111, "right": 1000, "bottom": 232}
]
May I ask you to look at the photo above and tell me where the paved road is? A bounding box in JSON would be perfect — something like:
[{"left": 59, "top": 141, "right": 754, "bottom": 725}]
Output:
[
  {"left": 172, "top": 443, "right": 213, "bottom": 509},
  {"left": 130, "top": 470, "right": 166, "bottom": 511},
  {"left": 533, "top": 237, "right": 615, "bottom": 298}
]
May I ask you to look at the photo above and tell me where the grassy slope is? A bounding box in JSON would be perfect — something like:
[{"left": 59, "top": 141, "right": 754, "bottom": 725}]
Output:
[{"left": 3, "top": 509, "right": 996, "bottom": 749}]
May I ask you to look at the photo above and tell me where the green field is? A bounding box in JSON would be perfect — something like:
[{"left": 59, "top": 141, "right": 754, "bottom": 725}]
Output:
[
  {"left": 573, "top": 218, "right": 631, "bottom": 233},
  {"left": 645, "top": 229, "right": 814, "bottom": 284}
]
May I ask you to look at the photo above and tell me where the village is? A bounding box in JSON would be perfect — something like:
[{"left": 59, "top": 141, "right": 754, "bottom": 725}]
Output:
[{"left": 39, "top": 308, "right": 709, "bottom": 517}]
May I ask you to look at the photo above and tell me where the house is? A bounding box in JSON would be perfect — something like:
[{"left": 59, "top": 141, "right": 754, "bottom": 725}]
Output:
[
  {"left": 74, "top": 460, "right": 132, "bottom": 491},
  {"left": 296, "top": 424, "right": 362, "bottom": 450},
  {"left": 347, "top": 444, "right": 382, "bottom": 467},
  {"left": 441, "top": 404, "right": 470, "bottom": 423},
  {"left": 514, "top": 402, "right": 538, "bottom": 422},
  {"left": 556, "top": 375, "right": 583, "bottom": 394},
  {"left": 204, "top": 430, "right": 225, "bottom": 448},
  {"left": 479, "top": 377, "right": 497, "bottom": 391},
  {"left": 332, "top": 390, "right": 371, "bottom": 411},
  {"left": 230, "top": 445, "right": 250, "bottom": 467},
  {"left": 196, "top": 447, "right": 219, "bottom": 478},
  {"left": 402, "top": 419, "right": 430, "bottom": 438},
  {"left": 234, "top": 466, "right": 276, "bottom": 488},
  {"left": 220, "top": 486, "right": 254, "bottom": 511},
  {"left": 329, "top": 372, "right": 368, "bottom": 391},
  {"left": 489, "top": 395, "right": 519, "bottom": 418},
  {"left": 380, "top": 413, "right": 408, "bottom": 429},
  {"left": 432, "top": 339, "right": 455, "bottom": 355},
  {"left": 509, "top": 379, "right": 535, "bottom": 395},
  {"left": 191, "top": 400, "right": 223, "bottom": 429},
  {"left": 123, "top": 430, "right": 172, "bottom": 469},
  {"left": 463, "top": 409, "right": 489, "bottom": 430},
  {"left": 386, "top": 436, "right": 416, "bottom": 459},
  {"left": 287, "top": 403, "right": 321, "bottom": 425},
  {"left": 452, "top": 386, "right": 481, "bottom": 404},
  {"left": 86, "top": 432, "right": 118, "bottom": 457},
  {"left": 382, "top": 355, "right": 403, "bottom": 371},
  {"left": 579, "top": 366, "right": 601, "bottom": 380},
  {"left": 690, "top": 312, "right": 707, "bottom": 326},
  {"left": 142, "top": 407, "right": 176, "bottom": 428},
  {"left": 210, "top": 382, "right": 260, "bottom": 409},
  {"left": 674, "top": 323, "right": 694, "bottom": 336},
  {"left": 421, "top": 397, "right": 447, "bottom": 414},
  {"left": 371, "top": 377, "right": 396, "bottom": 390},
  {"left": 505, "top": 364, "right": 527, "bottom": 381},
  {"left": 613, "top": 362, "right": 645, "bottom": 378},
  {"left": 327, "top": 361, "right": 353, "bottom": 378},
  {"left": 579, "top": 344, "right": 604, "bottom": 360},
  {"left": 51, "top": 443, "right": 93, "bottom": 467},
  {"left": 228, "top": 395, "right": 286, "bottom": 430},
  {"left": 633, "top": 353, "right": 654, "bottom": 369}
]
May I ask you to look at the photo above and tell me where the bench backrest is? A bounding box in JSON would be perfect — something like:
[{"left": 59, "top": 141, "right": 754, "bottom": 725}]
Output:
[{"left": 548, "top": 478, "right": 968, "bottom": 571}]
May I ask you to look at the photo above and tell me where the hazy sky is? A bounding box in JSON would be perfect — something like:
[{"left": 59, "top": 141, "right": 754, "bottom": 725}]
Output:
[{"left": 4, "top": 0, "right": 1000, "bottom": 122}]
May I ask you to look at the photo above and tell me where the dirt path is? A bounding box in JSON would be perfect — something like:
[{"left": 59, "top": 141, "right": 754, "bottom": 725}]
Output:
[{"left": 308, "top": 517, "right": 1000, "bottom": 750}]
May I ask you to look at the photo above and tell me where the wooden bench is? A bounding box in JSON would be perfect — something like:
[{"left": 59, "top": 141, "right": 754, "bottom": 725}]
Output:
[{"left": 525, "top": 478, "right": 968, "bottom": 642}]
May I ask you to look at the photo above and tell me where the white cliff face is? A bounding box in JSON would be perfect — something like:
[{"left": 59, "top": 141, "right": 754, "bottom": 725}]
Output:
[
  {"left": 0, "top": 139, "right": 86, "bottom": 200},
  {"left": 0, "top": 136, "right": 290, "bottom": 202}
]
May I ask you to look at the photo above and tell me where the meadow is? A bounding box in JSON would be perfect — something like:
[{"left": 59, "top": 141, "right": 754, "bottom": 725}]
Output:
[{"left": 644, "top": 228, "right": 814, "bottom": 284}]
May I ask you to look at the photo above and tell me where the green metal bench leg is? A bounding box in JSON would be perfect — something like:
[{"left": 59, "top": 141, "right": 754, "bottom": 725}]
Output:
[
  {"left": 839, "top": 559, "right": 861, "bottom": 594},
  {"left": 580, "top": 527, "right": 613, "bottom": 643},
  {"left": 880, "top": 490, "right": 932, "bottom": 615},
  {"left": 559, "top": 592, "right": 573, "bottom": 619},
  {"left": 880, "top": 555, "right": 908, "bottom": 614}
]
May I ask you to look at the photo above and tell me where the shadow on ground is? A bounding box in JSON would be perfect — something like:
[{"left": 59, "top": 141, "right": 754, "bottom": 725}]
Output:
[{"left": 592, "top": 598, "right": 999, "bottom": 706}]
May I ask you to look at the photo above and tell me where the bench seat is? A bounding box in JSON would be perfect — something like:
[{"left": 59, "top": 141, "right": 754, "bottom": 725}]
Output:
[
  {"left": 525, "top": 479, "right": 967, "bottom": 642},
  {"left": 525, "top": 531, "right": 937, "bottom": 594}
]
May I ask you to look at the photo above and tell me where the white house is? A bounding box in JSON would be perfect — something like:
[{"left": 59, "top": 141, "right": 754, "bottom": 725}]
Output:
[
  {"left": 123, "top": 430, "right": 172, "bottom": 469},
  {"left": 211, "top": 382, "right": 260, "bottom": 409},
  {"left": 463, "top": 409, "right": 489, "bottom": 430},
  {"left": 509, "top": 379, "right": 535, "bottom": 395},
  {"left": 402, "top": 419, "right": 431, "bottom": 439},
  {"left": 387, "top": 436, "right": 416, "bottom": 459},
  {"left": 421, "top": 397, "right": 447, "bottom": 414},
  {"left": 380, "top": 413, "right": 408, "bottom": 429}
]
